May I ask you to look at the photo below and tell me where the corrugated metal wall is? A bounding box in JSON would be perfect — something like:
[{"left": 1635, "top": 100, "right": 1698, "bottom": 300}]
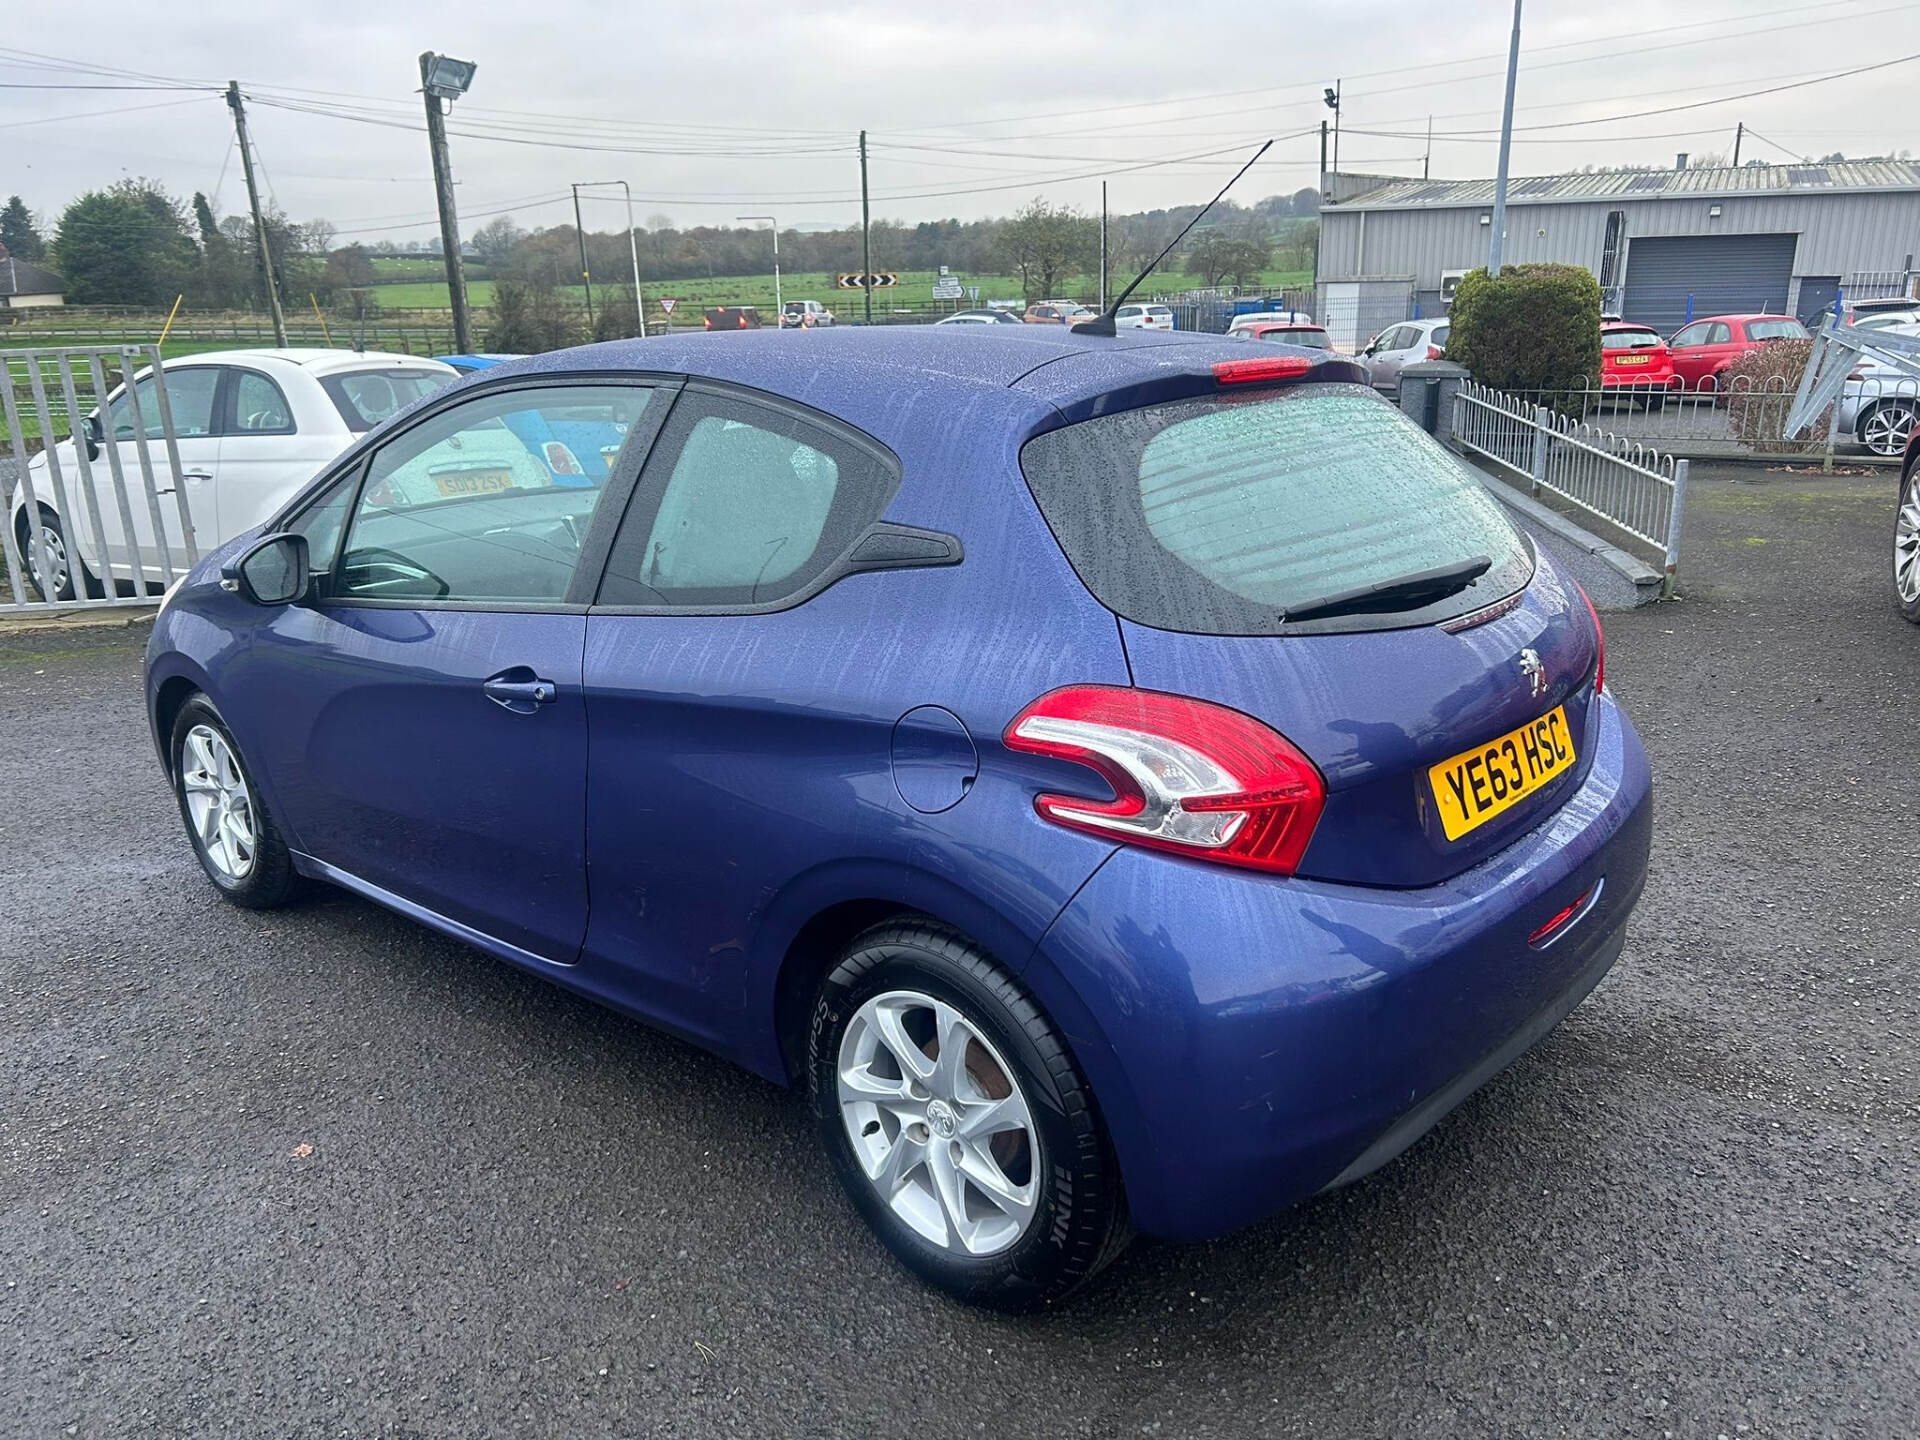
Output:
[{"left": 1318, "top": 189, "right": 1920, "bottom": 290}]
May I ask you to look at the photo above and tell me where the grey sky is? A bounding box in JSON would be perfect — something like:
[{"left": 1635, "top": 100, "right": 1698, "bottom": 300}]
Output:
[{"left": 5, "top": 0, "right": 1918, "bottom": 239}]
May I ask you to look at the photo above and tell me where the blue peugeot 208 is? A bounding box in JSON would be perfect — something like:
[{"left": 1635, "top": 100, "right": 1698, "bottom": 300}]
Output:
[{"left": 145, "top": 326, "right": 1652, "bottom": 1310}]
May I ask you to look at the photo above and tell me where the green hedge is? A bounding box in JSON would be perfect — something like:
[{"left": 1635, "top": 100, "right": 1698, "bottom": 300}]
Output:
[{"left": 1447, "top": 263, "right": 1602, "bottom": 390}]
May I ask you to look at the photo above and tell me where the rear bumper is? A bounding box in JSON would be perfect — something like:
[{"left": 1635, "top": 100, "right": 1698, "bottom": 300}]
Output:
[{"left": 1034, "top": 691, "right": 1653, "bottom": 1241}]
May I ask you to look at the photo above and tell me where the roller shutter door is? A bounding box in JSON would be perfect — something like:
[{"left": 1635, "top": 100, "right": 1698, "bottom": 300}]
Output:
[{"left": 1622, "top": 233, "right": 1796, "bottom": 332}]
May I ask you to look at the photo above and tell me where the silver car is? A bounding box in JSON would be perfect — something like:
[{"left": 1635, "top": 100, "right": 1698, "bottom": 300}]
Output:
[
  {"left": 1360, "top": 317, "right": 1451, "bottom": 393},
  {"left": 1838, "top": 319, "right": 1920, "bottom": 457}
]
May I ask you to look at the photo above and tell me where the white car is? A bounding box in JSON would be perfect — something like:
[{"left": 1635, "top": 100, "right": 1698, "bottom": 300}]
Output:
[
  {"left": 779, "top": 300, "right": 836, "bottom": 329},
  {"left": 11, "top": 350, "right": 456, "bottom": 600},
  {"left": 1359, "top": 317, "right": 1452, "bottom": 393},
  {"left": 1114, "top": 303, "right": 1174, "bottom": 331}
]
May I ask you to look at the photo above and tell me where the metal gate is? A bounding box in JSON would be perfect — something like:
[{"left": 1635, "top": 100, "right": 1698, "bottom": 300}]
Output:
[
  {"left": 1, "top": 345, "right": 195, "bottom": 614},
  {"left": 1621, "top": 233, "right": 1797, "bottom": 332}
]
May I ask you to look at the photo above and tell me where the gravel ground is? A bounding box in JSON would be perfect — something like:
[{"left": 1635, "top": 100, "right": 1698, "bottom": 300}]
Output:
[{"left": 1, "top": 463, "right": 1916, "bottom": 1438}]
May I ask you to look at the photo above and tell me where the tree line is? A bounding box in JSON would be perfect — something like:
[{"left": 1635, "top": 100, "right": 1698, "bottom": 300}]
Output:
[{"left": 4, "top": 180, "right": 1321, "bottom": 312}]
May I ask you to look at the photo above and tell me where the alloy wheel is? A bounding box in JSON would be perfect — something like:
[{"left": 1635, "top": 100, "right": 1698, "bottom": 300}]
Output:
[
  {"left": 1897, "top": 472, "right": 1920, "bottom": 605},
  {"left": 23, "top": 522, "right": 69, "bottom": 598},
  {"left": 180, "top": 723, "right": 257, "bottom": 881},
  {"left": 1861, "top": 403, "right": 1916, "bottom": 457},
  {"left": 836, "top": 988, "right": 1040, "bottom": 1257}
]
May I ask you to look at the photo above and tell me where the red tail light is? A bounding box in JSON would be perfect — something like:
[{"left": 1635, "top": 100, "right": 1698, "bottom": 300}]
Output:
[
  {"left": 703, "top": 317, "right": 713, "bottom": 330},
  {"left": 1528, "top": 884, "right": 1594, "bottom": 945},
  {"left": 1004, "top": 686, "right": 1325, "bottom": 875},
  {"left": 1426, "top": 344, "right": 1443, "bottom": 360},
  {"left": 1576, "top": 582, "right": 1605, "bottom": 692},
  {"left": 738, "top": 315, "right": 749, "bottom": 327},
  {"left": 1212, "top": 355, "right": 1315, "bottom": 386}
]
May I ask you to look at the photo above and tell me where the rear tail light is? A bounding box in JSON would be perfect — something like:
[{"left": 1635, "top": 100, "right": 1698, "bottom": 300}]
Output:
[
  {"left": 1426, "top": 344, "right": 1443, "bottom": 360},
  {"left": 738, "top": 315, "right": 749, "bottom": 327},
  {"left": 1004, "top": 686, "right": 1325, "bottom": 875},
  {"left": 703, "top": 317, "right": 713, "bottom": 330},
  {"left": 1212, "top": 355, "right": 1315, "bottom": 386},
  {"left": 1576, "top": 582, "right": 1605, "bottom": 692},
  {"left": 1528, "top": 884, "right": 1595, "bottom": 945}
]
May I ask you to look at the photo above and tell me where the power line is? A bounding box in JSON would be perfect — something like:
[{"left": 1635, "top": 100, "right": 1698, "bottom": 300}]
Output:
[{"left": 0, "top": 93, "right": 211, "bottom": 130}]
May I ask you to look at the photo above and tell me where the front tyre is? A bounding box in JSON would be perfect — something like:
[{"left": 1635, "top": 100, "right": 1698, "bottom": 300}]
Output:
[
  {"left": 1896, "top": 464, "right": 1920, "bottom": 624},
  {"left": 1858, "top": 399, "right": 1918, "bottom": 458},
  {"left": 170, "top": 695, "right": 300, "bottom": 909},
  {"left": 809, "top": 920, "right": 1130, "bottom": 1310}
]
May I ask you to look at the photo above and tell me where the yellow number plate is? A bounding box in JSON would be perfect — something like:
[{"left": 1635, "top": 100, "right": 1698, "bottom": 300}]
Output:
[
  {"left": 433, "top": 467, "right": 514, "bottom": 497},
  {"left": 1615, "top": 355, "right": 1650, "bottom": 366},
  {"left": 1428, "top": 706, "right": 1575, "bottom": 841}
]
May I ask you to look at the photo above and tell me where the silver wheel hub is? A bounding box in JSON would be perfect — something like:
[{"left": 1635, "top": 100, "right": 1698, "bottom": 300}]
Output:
[
  {"left": 181, "top": 723, "right": 257, "bottom": 881},
  {"left": 26, "top": 524, "right": 68, "bottom": 592},
  {"left": 1898, "top": 473, "right": 1920, "bottom": 605},
  {"left": 837, "top": 988, "right": 1040, "bottom": 1257}
]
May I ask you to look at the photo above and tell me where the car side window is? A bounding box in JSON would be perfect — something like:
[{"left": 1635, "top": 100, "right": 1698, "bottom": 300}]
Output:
[
  {"left": 229, "top": 370, "right": 296, "bottom": 435},
  {"left": 597, "top": 391, "right": 899, "bottom": 610},
  {"left": 286, "top": 465, "right": 360, "bottom": 588},
  {"left": 1670, "top": 323, "right": 1707, "bottom": 347},
  {"left": 333, "top": 382, "right": 655, "bottom": 606},
  {"left": 1382, "top": 326, "right": 1413, "bottom": 350},
  {"left": 1705, "top": 322, "right": 1733, "bottom": 345},
  {"left": 108, "top": 367, "right": 220, "bottom": 439}
]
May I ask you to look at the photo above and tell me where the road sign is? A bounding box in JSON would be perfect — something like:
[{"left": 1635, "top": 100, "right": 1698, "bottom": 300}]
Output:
[
  {"left": 835, "top": 272, "right": 899, "bottom": 290},
  {"left": 931, "top": 278, "right": 963, "bottom": 301},
  {"left": 660, "top": 298, "right": 678, "bottom": 313}
]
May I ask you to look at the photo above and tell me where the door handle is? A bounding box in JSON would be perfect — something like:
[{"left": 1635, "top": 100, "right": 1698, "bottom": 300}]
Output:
[
  {"left": 483, "top": 672, "right": 558, "bottom": 712},
  {"left": 157, "top": 471, "right": 212, "bottom": 496}
]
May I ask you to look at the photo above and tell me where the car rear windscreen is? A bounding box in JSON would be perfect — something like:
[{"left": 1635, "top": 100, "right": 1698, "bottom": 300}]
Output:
[
  {"left": 1602, "top": 330, "right": 1662, "bottom": 350},
  {"left": 1746, "top": 319, "right": 1806, "bottom": 341},
  {"left": 322, "top": 369, "right": 457, "bottom": 432},
  {"left": 1019, "top": 383, "right": 1533, "bottom": 636}
]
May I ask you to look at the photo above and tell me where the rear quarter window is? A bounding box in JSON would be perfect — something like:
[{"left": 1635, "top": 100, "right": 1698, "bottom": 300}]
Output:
[{"left": 1019, "top": 384, "right": 1532, "bottom": 636}]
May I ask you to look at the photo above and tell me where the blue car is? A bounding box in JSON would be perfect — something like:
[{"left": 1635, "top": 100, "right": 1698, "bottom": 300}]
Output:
[{"left": 145, "top": 328, "right": 1651, "bottom": 1310}]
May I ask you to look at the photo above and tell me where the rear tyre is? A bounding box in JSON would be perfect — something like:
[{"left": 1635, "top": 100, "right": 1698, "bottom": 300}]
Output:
[
  {"left": 14, "top": 504, "right": 95, "bottom": 602},
  {"left": 809, "top": 919, "right": 1131, "bottom": 1311},
  {"left": 1896, "top": 464, "right": 1920, "bottom": 625},
  {"left": 1858, "top": 400, "right": 1918, "bottom": 458},
  {"left": 169, "top": 695, "right": 301, "bottom": 909}
]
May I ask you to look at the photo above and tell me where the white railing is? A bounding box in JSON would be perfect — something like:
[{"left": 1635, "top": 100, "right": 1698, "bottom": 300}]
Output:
[{"left": 1453, "top": 378, "right": 1689, "bottom": 595}]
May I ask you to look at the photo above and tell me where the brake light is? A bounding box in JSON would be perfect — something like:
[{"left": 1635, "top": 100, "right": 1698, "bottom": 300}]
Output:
[
  {"left": 1212, "top": 355, "right": 1315, "bottom": 386},
  {"left": 703, "top": 317, "right": 713, "bottom": 330},
  {"left": 1427, "top": 344, "right": 1443, "bottom": 360},
  {"left": 1576, "top": 582, "right": 1605, "bottom": 692},
  {"left": 1004, "top": 685, "right": 1325, "bottom": 875},
  {"left": 738, "top": 315, "right": 749, "bottom": 327}
]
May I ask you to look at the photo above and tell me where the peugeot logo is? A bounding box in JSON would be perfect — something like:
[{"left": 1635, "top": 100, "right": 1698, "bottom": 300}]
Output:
[{"left": 1518, "top": 647, "right": 1547, "bottom": 699}]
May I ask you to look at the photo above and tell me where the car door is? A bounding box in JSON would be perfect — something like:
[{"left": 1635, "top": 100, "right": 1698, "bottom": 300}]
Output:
[
  {"left": 215, "top": 366, "right": 347, "bottom": 542},
  {"left": 1667, "top": 321, "right": 1714, "bottom": 388},
  {"left": 1369, "top": 326, "right": 1414, "bottom": 390},
  {"left": 229, "top": 377, "right": 667, "bottom": 964},
  {"left": 93, "top": 365, "right": 223, "bottom": 584},
  {"left": 577, "top": 386, "right": 906, "bottom": 1041}
]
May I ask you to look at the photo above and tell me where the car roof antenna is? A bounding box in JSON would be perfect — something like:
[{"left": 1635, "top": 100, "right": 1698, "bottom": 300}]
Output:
[{"left": 1072, "top": 138, "right": 1274, "bottom": 337}]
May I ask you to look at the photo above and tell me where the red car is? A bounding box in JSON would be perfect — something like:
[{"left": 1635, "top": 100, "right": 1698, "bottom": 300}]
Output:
[
  {"left": 1600, "top": 323, "right": 1680, "bottom": 394},
  {"left": 1666, "top": 313, "right": 1808, "bottom": 392}
]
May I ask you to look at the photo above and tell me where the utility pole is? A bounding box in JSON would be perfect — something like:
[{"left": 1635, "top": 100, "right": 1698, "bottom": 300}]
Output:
[
  {"left": 1319, "top": 120, "right": 1328, "bottom": 190},
  {"left": 1099, "top": 181, "right": 1109, "bottom": 310},
  {"left": 859, "top": 129, "right": 872, "bottom": 323},
  {"left": 419, "top": 52, "right": 477, "bottom": 355},
  {"left": 1732, "top": 121, "right": 1745, "bottom": 167},
  {"left": 1324, "top": 81, "right": 1342, "bottom": 175},
  {"left": 1488, "top": 0, "right": 1523, "bottom": 277},
  {"left": 572, "top": 183, "right": 595, "bottom": 327},
  {"left": 226, "top": 82, "right": 286, "bottom": 347},
  {"left": 1424, "top": 115, "right": 1433, "bottom": 179}
]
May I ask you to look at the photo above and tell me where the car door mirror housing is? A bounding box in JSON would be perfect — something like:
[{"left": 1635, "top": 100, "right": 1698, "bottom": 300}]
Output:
[
  {"left": 226, "top": 532, "right": 310, "bottom": 606},
  {"left": 74, "top": 414, "right": 101, "bottom": 461}
]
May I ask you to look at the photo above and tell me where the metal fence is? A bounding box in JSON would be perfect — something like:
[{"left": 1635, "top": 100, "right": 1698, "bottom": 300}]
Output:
[
  {"left": 1453, "top": 378, "right": 1689, "bottom": 594},
  {"left": 2, "top": 345, "right": 194, "bottom": 614}
]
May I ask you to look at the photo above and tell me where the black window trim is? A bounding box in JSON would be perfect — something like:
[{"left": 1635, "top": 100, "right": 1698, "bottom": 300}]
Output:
[
  {"left": 271, "top": 371, "right": 682, "bottom": 614},
  {"left": 588, "top": 377, "right": 959, "bottom": 619},
  {"left": 221, "top": 365, "right": 298, "bottom": 438}
]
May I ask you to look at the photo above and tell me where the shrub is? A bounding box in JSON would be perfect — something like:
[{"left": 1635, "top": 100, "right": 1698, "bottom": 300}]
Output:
[
  {"left": 484, "top": 277, "right": 586, "bottom": 354},
  {"left": 1447, "top": 263, "right": 1602, "bottom": 390},
  {"left": 1722, "top": 337, "right": 1828, "bottom": 453}
]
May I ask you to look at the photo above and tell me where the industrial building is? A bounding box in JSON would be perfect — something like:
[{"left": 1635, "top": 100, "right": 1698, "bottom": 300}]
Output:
[{"left": 1313, "top": 160, "right": 1920, "bottom": 349}]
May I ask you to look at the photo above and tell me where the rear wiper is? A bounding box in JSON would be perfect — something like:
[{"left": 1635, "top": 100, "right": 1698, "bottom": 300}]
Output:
[{"left": 1280, "top": 555, "right": 1492, "bottom": 624}]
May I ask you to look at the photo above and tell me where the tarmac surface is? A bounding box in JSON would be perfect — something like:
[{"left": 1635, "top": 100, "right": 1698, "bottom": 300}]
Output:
[{"left": 1, "top": 461, "right": 1916, "bottom": 1437}]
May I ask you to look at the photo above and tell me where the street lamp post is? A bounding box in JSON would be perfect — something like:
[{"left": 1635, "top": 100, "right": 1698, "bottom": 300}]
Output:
[
  {"left": 419, "top": 51, "right": 478, "bottom": 354},
  {"left": 575, "top": 180, "right": 648, "bottom": 336},
  {"left": 1489, "top": 0, "right": 1524, "bottom": 277},
  {"left": 737, "top": 215, "right": 780, "bottom": 316}
]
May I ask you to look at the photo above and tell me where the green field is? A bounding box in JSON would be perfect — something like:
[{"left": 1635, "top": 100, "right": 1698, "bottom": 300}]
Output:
[{"left": 363, "top": 267, "right": 1314, "bottom": 313}]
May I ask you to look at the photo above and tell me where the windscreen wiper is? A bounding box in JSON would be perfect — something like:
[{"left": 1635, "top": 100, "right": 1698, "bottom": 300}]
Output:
[{"left": 1279, "top": 555, "right": 1492, "bottom": 624}]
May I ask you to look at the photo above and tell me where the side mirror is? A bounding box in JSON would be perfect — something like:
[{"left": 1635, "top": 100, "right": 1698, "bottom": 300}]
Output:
[
  {"left": 74, "top": 414, "right": 101, "bottom": 461},
  {"left": 224, "top": 532, "right": 309, "bottom": 606}
]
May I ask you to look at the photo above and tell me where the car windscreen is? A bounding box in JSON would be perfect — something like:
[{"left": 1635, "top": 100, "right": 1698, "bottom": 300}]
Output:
[
  {"left": 1746, "top": 319, "right": 1806, "bottom": 341},
  {"left": 1602, "top": 330, "right": 1662, "bottom": 350},
  {"left": 1262, "top": 328, "right": 1330, "bottom": 349},
  {"left": 321, "top": 369, "right": 457, "bottom": 432},
  {"left": 1019, "top": 383, "right": 1532, "bottom": 636}
]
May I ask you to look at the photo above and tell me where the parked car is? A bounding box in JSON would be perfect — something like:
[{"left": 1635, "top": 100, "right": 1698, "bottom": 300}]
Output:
[
  {"left": 1225, "top": 321, "right": 1332, "bottom": 349},
  {"left": 1358, "top": 318, "right": 1451, "bottom": 392},
  {"left": 435, "top": 354, "right": 521, "bottom": 374},
  {"left": 1899, "top": 427, "right": 1920, "bottom": 623},
  {"left": 934, "top": 309, "right": 1024, "bottom": 326},
  {"left": 1666, "top": 314, "right": 1807, "bottom": 391},
  {"left": 145, "top": 327, "right": 1649, "bottom": 1311},
  {"left": 780, "top": 300, "right": 836, "bottom": 329},
  {"left": 704, "top": 306, "right": 763, "bottom": 330},
  {"left": 1114, "top": 303, "right": 1174, "bottom": 331},
  {"left": 11, "top": 350, "right": 456, "bottom": 601},
  {"left": 1022, "top": 301, "right": 1095, "bottom": 326},
  {"left": 1840, "top": 362, "right": 1920, "bottom": 457},
  {"left": 1599, "top": 322, "right": 1680, "bottom": 397},
  {"left": 1846, "top": 296, "right": 1920, "bottom": 327}
]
